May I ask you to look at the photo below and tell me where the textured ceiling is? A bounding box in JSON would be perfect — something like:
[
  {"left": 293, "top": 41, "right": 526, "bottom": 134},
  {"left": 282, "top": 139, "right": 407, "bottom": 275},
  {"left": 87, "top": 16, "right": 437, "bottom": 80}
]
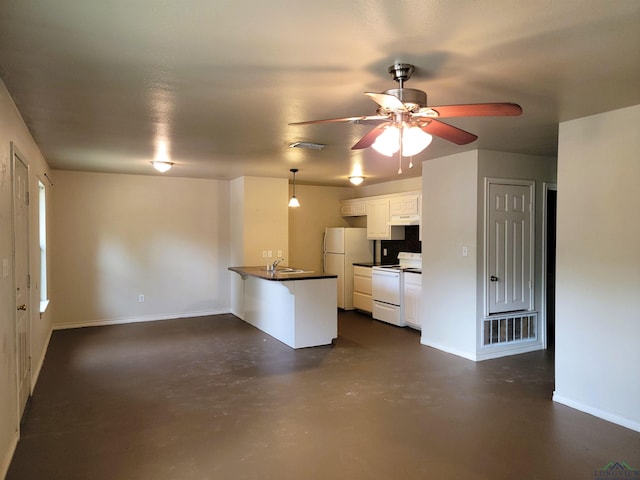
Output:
[{"left": 0, "top": 0, "right": 639, "bottom": 186}]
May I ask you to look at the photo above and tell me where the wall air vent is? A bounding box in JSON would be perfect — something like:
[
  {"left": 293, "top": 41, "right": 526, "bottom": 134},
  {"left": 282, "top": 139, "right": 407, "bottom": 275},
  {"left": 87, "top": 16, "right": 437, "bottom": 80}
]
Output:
[{"left": 289, "top": 142, "right": 326, "bottom": 150}]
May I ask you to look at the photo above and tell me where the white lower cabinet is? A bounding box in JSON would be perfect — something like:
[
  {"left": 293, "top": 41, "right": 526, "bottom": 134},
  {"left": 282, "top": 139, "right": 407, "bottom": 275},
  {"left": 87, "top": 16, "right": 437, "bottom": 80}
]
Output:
[
  {"left": 403, "top": 272, "right": 422, "bottom": 330},
  {"left": 353, "top": 265, "right": 372, "bottom": 313}
]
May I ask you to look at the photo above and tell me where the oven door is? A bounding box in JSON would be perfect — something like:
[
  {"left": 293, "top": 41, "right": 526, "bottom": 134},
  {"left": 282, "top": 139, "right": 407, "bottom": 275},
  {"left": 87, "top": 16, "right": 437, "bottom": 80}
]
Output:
[{"left": 372, "top": 268, "right": 401, "bottom": 306}]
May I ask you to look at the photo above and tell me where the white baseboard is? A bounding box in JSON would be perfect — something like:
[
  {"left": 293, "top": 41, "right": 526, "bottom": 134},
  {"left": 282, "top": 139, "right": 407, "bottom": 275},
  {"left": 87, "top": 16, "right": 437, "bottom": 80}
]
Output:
[
  {"left": 53, "top": 308, "right": 232, "bottom": 330},
  {"left": 553, "top": 392, "right": 640, "bottom": 433},
  {"left": 31, "top": 326, "right": 53, "bottom": 393},
  {"left": 420, "top": 338, "right": 477, "bottom": 361},
  {"left": 1, "top": 430, "right": 19, "bottom": 480},
  {"left": 476, "top": 342, "right": 543, "bottom": 361}
]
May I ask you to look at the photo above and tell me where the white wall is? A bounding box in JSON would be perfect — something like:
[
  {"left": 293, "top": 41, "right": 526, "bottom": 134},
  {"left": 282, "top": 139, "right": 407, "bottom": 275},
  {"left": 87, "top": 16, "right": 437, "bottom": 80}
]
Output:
[
  {"left": 420, "top": 150, "right": 556, "bottom": 361},
  {"left": 229, "top": 176, "right": 289, "bottom": 317},
  {"left": 356, "top": 176, "right": 422, "bottom": 197},
  {"left": 0, "top": 80, "right": 53, "bottom": 477},
  {"left": 476, "top": 151, "right": 556, "bottom": 359},
  {"left": 420, "top": 151, "right": 479, "bottom": 360},
  {"left": 289, "top": 184, "right": 353, "bottom": 272},
  {"left": 51, "top": 171, "right": 231, "bottom": 328},
  {"left": 553, "top": 105, "right": 640, "bottom": 432}
]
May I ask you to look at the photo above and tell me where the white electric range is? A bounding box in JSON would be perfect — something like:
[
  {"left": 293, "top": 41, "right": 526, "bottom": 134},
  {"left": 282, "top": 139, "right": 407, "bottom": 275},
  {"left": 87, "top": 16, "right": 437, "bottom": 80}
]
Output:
[{"left": 371, "top": 252, "right": 422, "bottom": 326}]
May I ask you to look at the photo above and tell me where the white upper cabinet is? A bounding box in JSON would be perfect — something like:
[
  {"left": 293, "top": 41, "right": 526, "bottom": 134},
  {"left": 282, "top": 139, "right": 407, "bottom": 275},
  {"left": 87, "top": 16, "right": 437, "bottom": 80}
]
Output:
[
  {"left": 366, "top": 198, "right": 404, "bottom": 240},
  {"left": 340, "top": 198, "right": 367, "bottom": 216},
  {"left": 389, "top": 193, "right": 420, "bottom": 216}
]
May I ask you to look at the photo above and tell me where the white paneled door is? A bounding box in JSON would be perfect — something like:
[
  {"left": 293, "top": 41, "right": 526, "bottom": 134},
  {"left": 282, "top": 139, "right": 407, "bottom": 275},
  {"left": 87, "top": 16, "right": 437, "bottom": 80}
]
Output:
[
  {"left": 13, "top": 146, "right": 31, "bottom": 419},
  {"left": 487, "top": 181, "right": 534, "bottom": 315}
]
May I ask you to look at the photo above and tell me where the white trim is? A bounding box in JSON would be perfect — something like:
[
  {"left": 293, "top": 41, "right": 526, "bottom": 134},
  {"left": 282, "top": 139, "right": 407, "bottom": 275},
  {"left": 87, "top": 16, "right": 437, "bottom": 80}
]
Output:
[
  {"left": 420, "top": 339, "right": 477, "bottom": 361},
  {"left": 552, "top": 392, "right": 640, "bottom": 433},
  {"left": 476, "top": 341, "right": 543, "bottom": 361},
  {"left": 0, "top": 431, "right": 19, "bottom": 480},
  {"left": 541, "top": 182, "right": 557, "bottom": 350},
  {"left": 11, "top": 142, "right": 31, "bottom": 424},
  {"left": 52, "top": 308, "right": 232, "bottom": 330},
  {"left": 30, "top": 326, "right": 53, "bottom": 394},
  {"left": 483, "top": 177, "right": 536, "bottom": 317}
]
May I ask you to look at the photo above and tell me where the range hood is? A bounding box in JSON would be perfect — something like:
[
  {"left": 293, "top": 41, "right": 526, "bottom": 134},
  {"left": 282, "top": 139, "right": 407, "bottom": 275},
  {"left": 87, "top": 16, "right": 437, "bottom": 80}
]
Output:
[{"left": 388, "top": 214, "right": 421, "bottom": 226}]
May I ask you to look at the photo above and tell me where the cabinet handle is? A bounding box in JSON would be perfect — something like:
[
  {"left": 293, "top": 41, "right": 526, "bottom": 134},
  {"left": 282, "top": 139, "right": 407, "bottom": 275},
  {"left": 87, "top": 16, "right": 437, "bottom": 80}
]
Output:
[
  {"left": 490, "top": 276, "right": 499, "bottom": 282},
  {"left": 17, "top": 304, "right": 27, "bottom": 311}
]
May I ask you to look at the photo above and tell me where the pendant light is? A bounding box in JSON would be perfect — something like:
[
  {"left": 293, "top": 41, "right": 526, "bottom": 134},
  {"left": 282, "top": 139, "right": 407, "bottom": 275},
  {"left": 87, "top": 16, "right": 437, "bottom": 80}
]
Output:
[{"left": 288, "top": 168, "right": 300, "bottom": 207}]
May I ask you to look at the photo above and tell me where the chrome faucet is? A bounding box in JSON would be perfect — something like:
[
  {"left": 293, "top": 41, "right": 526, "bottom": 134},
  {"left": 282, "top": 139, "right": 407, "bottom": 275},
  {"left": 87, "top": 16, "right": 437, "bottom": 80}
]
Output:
[{"left": 268, "top": 257, "right": 284, "bottom": 271}]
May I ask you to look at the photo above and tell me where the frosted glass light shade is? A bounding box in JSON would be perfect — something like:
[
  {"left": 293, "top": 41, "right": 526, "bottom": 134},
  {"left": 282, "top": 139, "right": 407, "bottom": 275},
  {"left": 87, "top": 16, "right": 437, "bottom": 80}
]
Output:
[
  {"left": 372, "top": 126, "right": 400, "bottom": 157},
  {"left": 371, "top": 125, "right": 432, "bottom": 157},
  {"left": 402, "top": 126, "right": 432, "bottom": 156},
  {"left": 288, "top": 196, "right": 300, "bottom": 207}
]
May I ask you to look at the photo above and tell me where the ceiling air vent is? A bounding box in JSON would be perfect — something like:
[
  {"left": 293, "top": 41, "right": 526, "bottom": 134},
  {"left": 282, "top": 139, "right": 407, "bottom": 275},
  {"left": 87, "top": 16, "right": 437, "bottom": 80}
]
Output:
[{"left": 289, "top": 142, "right": 326, "bottom": 150}]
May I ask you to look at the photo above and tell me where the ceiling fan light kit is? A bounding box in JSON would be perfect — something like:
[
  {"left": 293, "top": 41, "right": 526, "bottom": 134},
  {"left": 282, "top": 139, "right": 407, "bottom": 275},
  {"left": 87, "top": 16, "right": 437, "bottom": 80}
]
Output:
[
  {"left": 371, "top": 124, "right": 433, "bottom": 157},
  {"left": 289, "top": 63, "right": 522, "bottom": 174},
  {"left": 349, "top": 175, "right": 364, "bottom": 186}
]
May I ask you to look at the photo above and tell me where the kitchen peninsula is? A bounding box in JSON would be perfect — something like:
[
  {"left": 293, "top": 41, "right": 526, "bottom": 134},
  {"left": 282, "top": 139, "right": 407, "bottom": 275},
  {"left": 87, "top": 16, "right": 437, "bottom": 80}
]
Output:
[{"left": 229, "top": 266, "right": 338, "bottom": 349}]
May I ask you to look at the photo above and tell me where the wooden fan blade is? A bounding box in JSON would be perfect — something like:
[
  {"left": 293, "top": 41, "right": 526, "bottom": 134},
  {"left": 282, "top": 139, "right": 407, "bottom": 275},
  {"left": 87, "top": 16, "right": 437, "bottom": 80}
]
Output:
[
  {"left": 351, "top": 126, "right": 386, "bottom": 150},
  {"left": 289, "top": 115, "right": 387, "bottom": 126},
  {"left": 421, "top": 103, "right": 522, "bottom": 118},
  {"left": 365, "top": 92, "right": 407, "bottom": 111},
  {"left": 422, "top": 120, "right": 478, "bottom": 145}
]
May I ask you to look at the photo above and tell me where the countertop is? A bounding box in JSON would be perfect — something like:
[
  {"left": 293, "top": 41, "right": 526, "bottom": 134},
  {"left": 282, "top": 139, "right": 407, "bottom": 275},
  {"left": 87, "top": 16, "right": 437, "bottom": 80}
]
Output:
[{"left": 228, "top": 266, "right": 337, "bottom": 282}]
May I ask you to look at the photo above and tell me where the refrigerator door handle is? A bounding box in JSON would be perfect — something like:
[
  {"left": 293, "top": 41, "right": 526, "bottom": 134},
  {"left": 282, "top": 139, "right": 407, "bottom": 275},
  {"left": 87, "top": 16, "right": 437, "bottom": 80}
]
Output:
[{"left": 322, "top": 232, "right": 326, "bottom": 272}]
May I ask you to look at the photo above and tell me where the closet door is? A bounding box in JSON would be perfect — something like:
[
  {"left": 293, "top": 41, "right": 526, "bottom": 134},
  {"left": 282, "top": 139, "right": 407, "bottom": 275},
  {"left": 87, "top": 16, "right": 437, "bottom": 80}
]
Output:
[{"left": 487, "top": 181, "right": 534, "bottom": 314}]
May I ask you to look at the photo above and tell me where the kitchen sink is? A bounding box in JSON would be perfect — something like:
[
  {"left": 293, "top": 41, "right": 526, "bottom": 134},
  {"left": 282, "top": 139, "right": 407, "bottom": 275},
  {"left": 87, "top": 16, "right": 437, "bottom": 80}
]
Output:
[{"left": 278, "top": 268, "right": 314, "bottom": 274}]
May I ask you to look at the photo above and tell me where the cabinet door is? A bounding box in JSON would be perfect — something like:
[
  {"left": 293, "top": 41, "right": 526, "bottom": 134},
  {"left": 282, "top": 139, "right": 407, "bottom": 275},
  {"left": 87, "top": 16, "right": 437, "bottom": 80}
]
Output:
[
  {"left": 340, "top": 199, "right": 366, "bottom": 216},
  {"left": 404, "top": 273, "right": 422, "bottom": 329},
  {"left": 390, "top": 194, "right": 419, "bottom": 215},
  {"left": 354, "top": 275, "right": 372, "bottom": 295},
  {"left": 366, "top": 199, "right": 390, "bottom": 239},
  {"left": 353, "top": 292, "right": 372, "bottom": 313},
  {"left": 403, "top": 283, "right": 420, "bottom": 329}
]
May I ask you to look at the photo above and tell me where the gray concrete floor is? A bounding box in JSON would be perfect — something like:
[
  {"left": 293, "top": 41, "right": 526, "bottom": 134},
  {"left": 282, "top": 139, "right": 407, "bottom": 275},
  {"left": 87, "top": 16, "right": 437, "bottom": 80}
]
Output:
[{"left": 7, "top": 312, "right": 640, "bottom": 479}]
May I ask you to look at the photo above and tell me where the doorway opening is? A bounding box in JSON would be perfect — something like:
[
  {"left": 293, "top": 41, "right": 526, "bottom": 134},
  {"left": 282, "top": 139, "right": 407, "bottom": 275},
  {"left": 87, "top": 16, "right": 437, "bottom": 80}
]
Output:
[{"left": 543, "top": 184, "right": 557, "bottom": 350}]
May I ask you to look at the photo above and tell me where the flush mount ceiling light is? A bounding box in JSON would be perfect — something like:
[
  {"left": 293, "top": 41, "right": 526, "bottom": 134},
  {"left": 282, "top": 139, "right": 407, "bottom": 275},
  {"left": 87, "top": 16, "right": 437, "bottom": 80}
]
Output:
[
  {"left": 151, "top": 160, "right": 174, "bottom": 173},
  {"left": 289, "top": 142, "right": 326, "bottom": 150},
  {"left": 288, "top": 168, "right": 300, "bottom": 207},
  {"left": 349, "top": 175, "right": 365, "bottom": 186}
]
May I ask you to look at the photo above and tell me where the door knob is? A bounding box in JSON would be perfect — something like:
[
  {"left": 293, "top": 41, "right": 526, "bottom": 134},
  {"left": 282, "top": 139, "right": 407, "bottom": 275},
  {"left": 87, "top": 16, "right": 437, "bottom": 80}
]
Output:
[
  {"left": 17, "top": 304, "right": 27, "bottom": 311},
  {"left": 490, "top": 275, "right": 499, "bottom": 282}
]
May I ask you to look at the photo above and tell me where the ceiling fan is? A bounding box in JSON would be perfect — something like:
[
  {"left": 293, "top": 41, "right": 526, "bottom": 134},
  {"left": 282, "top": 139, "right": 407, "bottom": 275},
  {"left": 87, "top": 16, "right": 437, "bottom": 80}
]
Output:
[{"left": 289, "top": 63, "right": 522, "bottom": 173}]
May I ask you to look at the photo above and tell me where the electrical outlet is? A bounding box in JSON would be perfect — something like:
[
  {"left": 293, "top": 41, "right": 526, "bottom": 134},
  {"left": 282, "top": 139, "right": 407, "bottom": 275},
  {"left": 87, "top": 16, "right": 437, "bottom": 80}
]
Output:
[
  {"left": 262, "top": 251, "right": 268, "bottom": 258},
  {"left": 268, "top": 250, "right": 273, "bottom": 258},
  {"left": 277, "top": 250, "right": 282, "bottom": 257},
  {"left": 462, "top": 246, "right": 468, "bottom": 257},
  {"left": 138, "top": 294, "right": 145, "bottom": 303}
]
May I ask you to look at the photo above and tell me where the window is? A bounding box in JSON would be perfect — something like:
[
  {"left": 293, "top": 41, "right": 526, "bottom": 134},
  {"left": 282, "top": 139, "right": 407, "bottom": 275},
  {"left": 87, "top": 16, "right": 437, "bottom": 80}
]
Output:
[{"left": 38, "top": 180, "right": 49, "bottom": 312}]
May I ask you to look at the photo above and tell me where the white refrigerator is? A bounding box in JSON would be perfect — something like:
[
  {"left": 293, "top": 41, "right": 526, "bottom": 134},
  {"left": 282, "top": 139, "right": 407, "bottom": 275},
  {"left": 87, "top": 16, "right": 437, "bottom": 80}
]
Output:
[{"left": 323, "top": 227, "right": 373, "bottom": 310}]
